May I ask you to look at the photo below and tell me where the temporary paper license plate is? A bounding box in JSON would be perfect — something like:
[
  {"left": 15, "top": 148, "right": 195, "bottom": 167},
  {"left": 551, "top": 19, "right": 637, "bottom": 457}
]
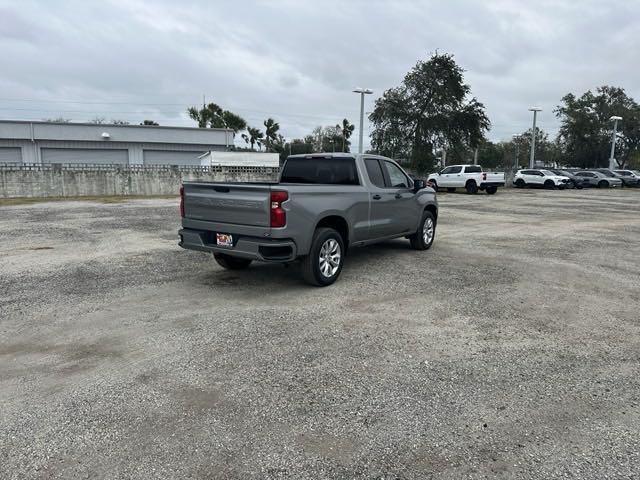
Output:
[{"left": 216, "top": 233, "right": 233, "bottom": 247}]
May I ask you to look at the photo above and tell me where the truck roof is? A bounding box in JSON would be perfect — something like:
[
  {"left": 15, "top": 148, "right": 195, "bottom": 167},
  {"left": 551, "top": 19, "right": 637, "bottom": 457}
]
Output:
[{"left": 286, "top": 152, "right": 358, "bottom": 160}]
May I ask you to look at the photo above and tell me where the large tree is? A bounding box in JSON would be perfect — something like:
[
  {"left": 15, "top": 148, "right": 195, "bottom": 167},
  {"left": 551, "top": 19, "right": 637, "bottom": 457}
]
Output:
[
  {"left": 187, "top": 102, "right": 247, "bottom": 133},
  {"left": 555, "top": 86, "right": 640, "bottom": 168},
  {"left": 369, "top": 52, "right": 490, "bottom": 173}
]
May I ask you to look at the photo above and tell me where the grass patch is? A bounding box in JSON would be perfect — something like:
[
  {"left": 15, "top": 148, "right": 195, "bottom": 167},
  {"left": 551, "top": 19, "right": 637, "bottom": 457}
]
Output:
[{"left": 0, "top": 195, "right": 178, "bottom": 206}]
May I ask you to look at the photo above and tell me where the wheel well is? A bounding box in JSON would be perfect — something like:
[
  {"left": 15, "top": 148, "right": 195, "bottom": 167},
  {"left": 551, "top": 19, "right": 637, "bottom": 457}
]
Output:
[
  {"left": 465, "top": 179, "right": 477, "bottom": 187},
  {"left": 424, "top": 205, "right": 438, "bottom": 222},
  {"left": 316, "top": 215, "right": 349, "bottom": 247}
]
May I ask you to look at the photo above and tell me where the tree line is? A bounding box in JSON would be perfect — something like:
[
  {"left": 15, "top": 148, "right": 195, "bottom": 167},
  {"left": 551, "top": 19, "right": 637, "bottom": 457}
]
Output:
[
  {"left": 186, "top": 102, "right": 356, "bottom": 162},
  {"left": 41, "top": 51, "right": 640, "bottom": 172},
  {"left": 368, "top": 53, "right": 640, "bottom": 172}
]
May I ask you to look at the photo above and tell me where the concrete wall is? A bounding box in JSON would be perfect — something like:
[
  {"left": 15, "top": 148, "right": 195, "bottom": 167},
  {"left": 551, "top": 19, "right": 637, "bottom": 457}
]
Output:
[{"left": 0, "top": 165, "right": 279, "bottom": 198}]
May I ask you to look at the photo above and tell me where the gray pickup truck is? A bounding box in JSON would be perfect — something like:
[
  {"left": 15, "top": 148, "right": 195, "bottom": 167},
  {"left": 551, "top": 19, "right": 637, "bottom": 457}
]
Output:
[{"left": 179, "top": 153, "right": 438, "bottom": 286}]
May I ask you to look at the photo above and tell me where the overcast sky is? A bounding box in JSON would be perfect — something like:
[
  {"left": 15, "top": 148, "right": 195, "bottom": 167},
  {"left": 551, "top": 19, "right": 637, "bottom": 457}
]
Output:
[{"left": 1, "top": 0, "right": 639, "bottom": 147}]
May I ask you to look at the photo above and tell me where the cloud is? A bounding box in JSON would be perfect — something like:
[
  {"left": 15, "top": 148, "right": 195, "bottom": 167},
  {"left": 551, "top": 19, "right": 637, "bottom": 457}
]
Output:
[{"left": 0, "top": 0, "right": 638, "bottom": 145}]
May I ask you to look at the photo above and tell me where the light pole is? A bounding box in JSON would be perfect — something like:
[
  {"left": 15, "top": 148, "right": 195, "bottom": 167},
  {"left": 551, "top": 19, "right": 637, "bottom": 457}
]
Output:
[
  {"left": 512, "top": 134, "right": 521, "bottom": 170},
  {"left": 353, "top": 87, "right": 373, "bottom": 154},
  {"left": 528, "top": 107, "right": 542, "bottom": 168},
  {"left": 609, "top": 115, "right": 622, "bottom": 170}
]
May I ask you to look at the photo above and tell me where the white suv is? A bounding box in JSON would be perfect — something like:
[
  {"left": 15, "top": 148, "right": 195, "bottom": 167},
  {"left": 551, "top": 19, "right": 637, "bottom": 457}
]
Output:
[{"left": 513, "top": 169, "right": 570, "bottom": 189}]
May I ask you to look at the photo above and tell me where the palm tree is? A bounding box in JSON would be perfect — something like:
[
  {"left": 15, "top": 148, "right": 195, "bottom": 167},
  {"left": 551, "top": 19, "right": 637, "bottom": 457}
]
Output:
[
  {"left": 263, "top": 118, "right": 280, "bottom": 152},
  {"left": 187, "top": 103, "right": 247, "bottom": 133},
  {"left": 340, "top": 118, "right": 355, "bottom": 152},
  {"left": 246, "top": 127, "right": 264, "bottom": 151}
]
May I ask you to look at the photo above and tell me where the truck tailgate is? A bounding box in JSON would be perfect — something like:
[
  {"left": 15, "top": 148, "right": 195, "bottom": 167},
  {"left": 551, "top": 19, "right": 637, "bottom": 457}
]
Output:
[
  {"left": 183, "top": 182, "right": 273, "bottom": 227},
  {"left": 485, "top": 172, "right": 505, "bottom": 183}
]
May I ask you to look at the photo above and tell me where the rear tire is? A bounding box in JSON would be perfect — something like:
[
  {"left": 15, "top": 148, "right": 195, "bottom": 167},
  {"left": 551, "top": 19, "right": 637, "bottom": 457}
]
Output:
[
  {"left": 514, "top": 178, "right": 526, "bottom": 188},
  {"left": 214, "top": 253, "right": 252, "bottom": 270},
  {"left": 301, "top": 228, "right": 345, "bottom": 287},
  {"left": 486, "top": 186, "right": 498, "bottom": 195},
  {"left": 409, "top": 211, "right": 436, "bottom": 250},
  {"left": 465, "top": 181, "right": 478, "bottom": 194},
  {"left": 598, "top": 180, "right": 609, "bottom": 188}
]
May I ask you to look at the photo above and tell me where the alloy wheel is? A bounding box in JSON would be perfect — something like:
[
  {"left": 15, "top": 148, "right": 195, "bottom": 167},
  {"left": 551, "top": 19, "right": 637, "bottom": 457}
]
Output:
[{"left": 318, "top": 238, "right": 341, "bottom": 278}]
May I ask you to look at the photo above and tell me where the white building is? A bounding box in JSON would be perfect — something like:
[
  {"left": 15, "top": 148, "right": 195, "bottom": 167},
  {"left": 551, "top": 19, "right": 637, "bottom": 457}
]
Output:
[{"left": 203, "top": 151, "right": 280, "bottom": 167}]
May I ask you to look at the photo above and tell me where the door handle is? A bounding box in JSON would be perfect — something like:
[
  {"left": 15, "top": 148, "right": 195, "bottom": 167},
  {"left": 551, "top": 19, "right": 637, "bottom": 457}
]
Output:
[
  {"left": 395, "top": 193, "right": 402, "bottom": 199},
  {"left": 372, "top": 194, "right": 381, "bottom": 200}
]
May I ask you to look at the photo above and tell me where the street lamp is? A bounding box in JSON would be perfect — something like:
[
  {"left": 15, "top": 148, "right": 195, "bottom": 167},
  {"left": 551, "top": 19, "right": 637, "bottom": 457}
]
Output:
[
  {"left": 609, "top": 115, "right": 622, "bottom": 170},
  {"left": 528, "top": 107, "right": 542, "bottom": 168},
  {"left": 353, "top": 87, "right": 373, "bottom": 154},
  {"left": 512, "top": 134, "right": 521, "bottom": 170}
]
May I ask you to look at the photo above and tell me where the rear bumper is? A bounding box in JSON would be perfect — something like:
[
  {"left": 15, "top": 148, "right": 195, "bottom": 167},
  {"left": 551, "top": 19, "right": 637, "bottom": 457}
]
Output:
[
  {"left": 179, "top": 228, "right": 297, "bottom": 262},
  {"left": 480, "top": 182, "right": 505, "bottom": 188}
]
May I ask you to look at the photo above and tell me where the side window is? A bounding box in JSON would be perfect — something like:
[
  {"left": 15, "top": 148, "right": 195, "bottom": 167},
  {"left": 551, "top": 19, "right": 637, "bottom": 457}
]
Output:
[
  {"left": 449, "top": 166, "right": 463, "bottom": 174},
  {"left": 464, "top": 165, "right": 482, "bottom": 173},
  {"left": 364, "top": 158, "right": 385, "bottom": 188},
  {"left": 521, "top": 170, "right": 531, "bottom": 175},
  {"left": 441, "top": 166, "right": 454, "bottom": 174},
  {"left": 383, "top": 161, "right": 409, "bottom": 188}
]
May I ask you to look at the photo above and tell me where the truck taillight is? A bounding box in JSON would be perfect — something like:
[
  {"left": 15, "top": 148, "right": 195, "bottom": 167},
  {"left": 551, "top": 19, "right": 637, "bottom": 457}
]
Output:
[
  {"left": 179, "top": 185, "right": 185, "bottom": 218},
  {"left": 270, "top": 190, "right": 288, "bottom": 228},
  {"left": 482, "top": 172, "right": 487, "bottom": 181}
]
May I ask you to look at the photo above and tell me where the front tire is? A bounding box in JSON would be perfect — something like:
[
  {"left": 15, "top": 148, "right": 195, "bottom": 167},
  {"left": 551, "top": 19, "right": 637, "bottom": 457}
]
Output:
[
  {"left": 598, "top": 180, "right": 609, "bottom": 188},
  {"left": 214, "top": 253, "right": 252, "bottom": 270},
  {"left": 409, "top": 211, "right": 436, "bottom": 250},
  {"left": 301, "top": 228, "right": 345, "bottom": 286},
  {"left": 544, "top": 180, "right": 555, "bottom": 189}
]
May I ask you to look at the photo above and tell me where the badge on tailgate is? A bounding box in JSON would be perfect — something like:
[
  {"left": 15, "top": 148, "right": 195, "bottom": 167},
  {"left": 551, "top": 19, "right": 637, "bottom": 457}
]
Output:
[{"left": 216, "top": 233, "right": 233, "bottom": 247}]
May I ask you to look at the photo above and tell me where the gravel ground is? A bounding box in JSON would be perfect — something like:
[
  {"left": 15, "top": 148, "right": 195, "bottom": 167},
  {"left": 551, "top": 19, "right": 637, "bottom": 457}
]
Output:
[{"left": 1, "top": 188, "right": 639, "bottom": 479}]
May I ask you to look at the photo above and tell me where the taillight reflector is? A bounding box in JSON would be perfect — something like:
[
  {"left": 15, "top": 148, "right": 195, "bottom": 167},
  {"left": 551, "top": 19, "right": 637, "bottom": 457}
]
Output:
[{"left": 270, "top": 190, "right": 288, "bottom": 228}]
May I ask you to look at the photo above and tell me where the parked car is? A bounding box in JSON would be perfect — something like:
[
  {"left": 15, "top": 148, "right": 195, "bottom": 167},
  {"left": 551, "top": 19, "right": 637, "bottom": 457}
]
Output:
[
  {"left": 612, "top": 170, "right": 640, "bottom": 187},
  {"left": 573, "top": 171, "right": 623, "bottom": 188},
  {"left": 595, "top": 169, "right": 637, "bottom": 187},
  {"left": 513, "top": 169, "right": 571, "bottom": 189},
  {"left": 427, "top": 164, "right": 505, "bottom": 194},
  {"left": 547, "top": 169, "right": 584, "bottom": 189},
  {"left": 179, "top": 153, "right": 438, "bottom": 286}
]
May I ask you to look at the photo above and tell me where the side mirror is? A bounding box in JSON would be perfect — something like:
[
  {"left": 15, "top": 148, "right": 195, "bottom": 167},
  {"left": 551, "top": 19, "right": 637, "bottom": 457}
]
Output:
[{"left": 413, "top": 179, "right": 426, "bottom": 193}]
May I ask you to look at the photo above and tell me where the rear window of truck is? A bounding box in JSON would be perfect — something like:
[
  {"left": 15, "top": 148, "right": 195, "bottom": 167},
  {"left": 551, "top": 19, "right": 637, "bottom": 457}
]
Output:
[
  {"left": 464, "top": 166, "right": 482, "bottom": 173},
  {"left": 281, "top": 157, "right": 360, "bottom": 185}
]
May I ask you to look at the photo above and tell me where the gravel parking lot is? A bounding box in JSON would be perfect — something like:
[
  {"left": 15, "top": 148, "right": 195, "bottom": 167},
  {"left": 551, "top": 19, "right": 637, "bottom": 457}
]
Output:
[{"left": 1, "top": 188, "right": 639, "bottom": 479}]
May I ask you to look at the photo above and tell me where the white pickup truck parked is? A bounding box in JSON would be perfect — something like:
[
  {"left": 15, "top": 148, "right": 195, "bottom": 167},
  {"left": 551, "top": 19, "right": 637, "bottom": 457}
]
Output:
[{"left": 427, "top": 165, "right": 505, "bottom": 194}]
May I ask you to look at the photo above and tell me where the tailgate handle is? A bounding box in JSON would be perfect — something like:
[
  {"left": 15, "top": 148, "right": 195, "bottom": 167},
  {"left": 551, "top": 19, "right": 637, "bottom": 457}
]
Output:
[{"left": 213, "top": 186, "right": 230, "bottom": 193}]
